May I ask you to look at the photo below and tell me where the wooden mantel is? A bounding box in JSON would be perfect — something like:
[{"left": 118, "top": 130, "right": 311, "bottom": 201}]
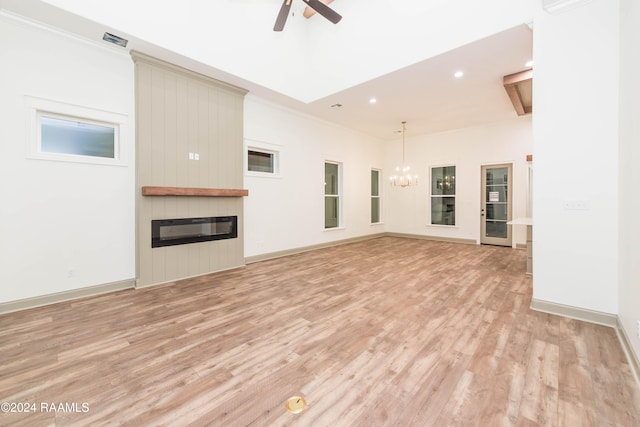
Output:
[{"left": 141, "top": 186, "right": 248, "bottom": 197}]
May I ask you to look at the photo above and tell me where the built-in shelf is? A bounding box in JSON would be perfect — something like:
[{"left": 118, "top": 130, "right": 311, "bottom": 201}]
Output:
[{"left": 141, "top": 186, "right": 248, "bottom": 197}]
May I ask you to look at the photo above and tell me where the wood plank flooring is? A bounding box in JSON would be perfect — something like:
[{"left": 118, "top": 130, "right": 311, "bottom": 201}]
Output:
[{"left": 1, "top": 236, "right": 639, "bottom": 426}]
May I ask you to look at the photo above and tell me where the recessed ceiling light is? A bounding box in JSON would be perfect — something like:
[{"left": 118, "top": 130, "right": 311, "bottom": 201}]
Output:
[
  {"left": 454, "top": 71, "right": 464, "bottom": 78},
  {"left": 330, "top": 103, "right": 342, "bottom": 108},
  {"left": 369, "top": 98, "right": 377, "bottom": 104},
  {"left": 525, "top": 60, "right": 534, "bottom": 67}
]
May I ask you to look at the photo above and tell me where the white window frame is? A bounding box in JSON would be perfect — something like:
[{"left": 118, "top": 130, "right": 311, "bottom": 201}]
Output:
[
  {"left": 324, "top": 160, "right": 343, "bottom": 230},
  {"left": 371, "top": 168, "right": 382, "bottom": 224},
  {"left": 27, "top": 96, "right": 127, "bottom": 166},
  {"left": 430, "top": 164, "right": 457, "bottom": 226},
  {"left": 245, "top": 139, "right": 281, "bottom": 178}
]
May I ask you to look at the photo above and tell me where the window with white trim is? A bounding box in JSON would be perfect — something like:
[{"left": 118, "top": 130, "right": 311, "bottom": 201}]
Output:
[
  {"left": 430, "top": 165, "right": 456, "bottom": 226},
  {"left": 38, "top": 112, "right": 119, "bottom": 160},
  {"left": 27, "top": 96, "right": 127, "bottom": 166},
  {"left": 324, "top": 161, "right": 342, "bottom": 229},
  {"left": 247, "top": 148, "right": 278, "bottom": 174}
]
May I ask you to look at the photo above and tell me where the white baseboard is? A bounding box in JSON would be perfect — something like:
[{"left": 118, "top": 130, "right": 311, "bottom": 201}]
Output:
[
  {"left": 134, "top": 264, "right": 245, "bottom": 289},
  {"left": 530, "top": 298, "right": 617, "bottom": 327},
  {"left": 0, "top": 279, "right": 135, "bottom": 315},
  {"left": 616, "top": 317, "right": 640, "bottom": 387},
  {"left": 383, "top": 232, "right": 476, "bottom": 245},
  {"left": 244, "top": 233, "right": 386, "bottom": 264},
  {"left": 531, "top": 298, "right": 640, "bottom": 387}
]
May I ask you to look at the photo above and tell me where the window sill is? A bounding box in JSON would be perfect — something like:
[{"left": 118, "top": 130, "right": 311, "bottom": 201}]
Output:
[
  {"left": 27, "top": 152, "right": 127, "bottom": 167},
  {"left": 324, "top": 226, "right": 346, "bottom": 232},
  {"left": 425, "top": 223, "right": 459, "bottom": 229},
  {"left": 245, "top": 171, "right": 282, "bottom": 179}
]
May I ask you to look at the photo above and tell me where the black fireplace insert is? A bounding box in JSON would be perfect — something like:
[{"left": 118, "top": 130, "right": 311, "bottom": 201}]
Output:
[{"left": 152, "top": 216, "right": 237, "bottom": 248}]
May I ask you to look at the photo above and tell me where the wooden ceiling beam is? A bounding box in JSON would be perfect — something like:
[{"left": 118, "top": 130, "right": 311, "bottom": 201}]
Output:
[
  {"left": 503, "top": 69, "right": 533, "bottom": 85},
  {"left": 503, "top": 69, "right": 533, "bottom": 117}
]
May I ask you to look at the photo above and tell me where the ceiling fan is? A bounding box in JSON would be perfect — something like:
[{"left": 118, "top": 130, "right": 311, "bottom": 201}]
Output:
[{"left": 273, "top": 0, "right": 342, "bottom": 32}]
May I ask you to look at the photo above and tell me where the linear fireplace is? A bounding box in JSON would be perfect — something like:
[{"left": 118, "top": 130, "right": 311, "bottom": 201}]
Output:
[{"left": 151, "top": 216, "right": 237, "bottom": 248}]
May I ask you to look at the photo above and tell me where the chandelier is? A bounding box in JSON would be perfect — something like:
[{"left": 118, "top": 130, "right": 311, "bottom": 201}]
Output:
[{"left": 390, "top": 121, "right": 418, "bottom": 187}]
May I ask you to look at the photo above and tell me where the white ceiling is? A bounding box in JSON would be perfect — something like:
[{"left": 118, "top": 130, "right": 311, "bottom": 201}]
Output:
[{"left": 0, "top": 0, "right": 535, "bottom": 140}]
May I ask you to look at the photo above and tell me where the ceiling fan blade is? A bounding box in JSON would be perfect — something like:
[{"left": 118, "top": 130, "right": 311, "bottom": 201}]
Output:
[
  {"left": 303, "top": 0, "right": 333, "bottom": 19},
  {"left": 302, "top": 0, "right": 342, "bottom": 24},
  {"left": 273, "top": 0, "right": 293, "bottom": 32}
]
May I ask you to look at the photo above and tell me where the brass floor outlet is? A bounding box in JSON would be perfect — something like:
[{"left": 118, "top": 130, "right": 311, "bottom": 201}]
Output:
[{"left": 285, "top": 396, "right": 307, "bottom": 414}]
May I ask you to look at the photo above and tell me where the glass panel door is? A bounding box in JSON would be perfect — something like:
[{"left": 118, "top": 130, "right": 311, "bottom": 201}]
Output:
[{"left": 481, "top": 164, "right": 512, "bottom": 246}]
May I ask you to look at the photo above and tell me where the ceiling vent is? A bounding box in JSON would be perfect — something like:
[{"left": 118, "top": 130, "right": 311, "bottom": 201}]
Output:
[
  {"left": 102, "top": 32, "right": 128, "bottom": 48},
  {"left": 542, "top": 0, "right": 592, "bottom": 14}
]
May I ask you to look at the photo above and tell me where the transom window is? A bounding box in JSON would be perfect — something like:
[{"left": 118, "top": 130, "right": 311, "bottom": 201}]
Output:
[
  {"left": 38, "top": 112, "right": 119, "bottom": 160},
  {"left": 247, "top": 148, "right": 277, "bottom": 174}
]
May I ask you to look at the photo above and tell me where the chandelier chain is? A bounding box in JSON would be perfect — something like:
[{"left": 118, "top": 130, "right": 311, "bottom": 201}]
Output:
[{"left": 390, "top": 120, "right": 418, "bottom": 188}]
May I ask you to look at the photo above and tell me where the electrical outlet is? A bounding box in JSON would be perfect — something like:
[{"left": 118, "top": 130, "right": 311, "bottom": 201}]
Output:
[
  {"left": 67, "top": 268, "right": 76, "bottom": 278},
  {"left": 188, "top": 152, "right": 194, "bottom": 160},
  {"left": 637, "top": 320, "right": 640, "bottom": 339},
  {"left": 194, "top": 153, "right": 200, "bottom": 160}
]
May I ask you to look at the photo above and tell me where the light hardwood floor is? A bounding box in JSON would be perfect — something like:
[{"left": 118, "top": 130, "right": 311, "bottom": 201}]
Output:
[{"left": 1, "top": 237, "right": 639, "bottom": 426}]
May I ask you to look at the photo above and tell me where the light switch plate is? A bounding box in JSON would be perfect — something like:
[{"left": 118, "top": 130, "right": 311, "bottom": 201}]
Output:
[{"left": 563, "top": 200, "right": 590, "bottom": 211}]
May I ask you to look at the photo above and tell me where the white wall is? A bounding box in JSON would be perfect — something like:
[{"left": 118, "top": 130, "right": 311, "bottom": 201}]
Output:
[
  {"left": 244, "top": 99, "right": 532, "bottom": 257},
  {"left": 0, "top": 13, "right": 135, "bottom": 303},
  {"left": 618, "top": 0, "right": 640, "bottom": 358},
  {"left": 532, "top": 0, "right": 620, "bottom": 314},
  {"left": 383, "top": 117, "right": 532, "bottom": 245},
  {"left": 243, "top": 95, "right": 385, "bottom": 258}
]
